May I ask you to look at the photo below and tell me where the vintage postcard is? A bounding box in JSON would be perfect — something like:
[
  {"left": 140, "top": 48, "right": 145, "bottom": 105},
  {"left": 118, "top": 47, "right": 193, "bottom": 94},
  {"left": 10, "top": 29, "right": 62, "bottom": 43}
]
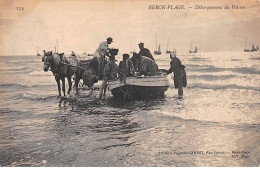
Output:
[{"left": 0, "top": 0, "right": 259, "bottom": 167}]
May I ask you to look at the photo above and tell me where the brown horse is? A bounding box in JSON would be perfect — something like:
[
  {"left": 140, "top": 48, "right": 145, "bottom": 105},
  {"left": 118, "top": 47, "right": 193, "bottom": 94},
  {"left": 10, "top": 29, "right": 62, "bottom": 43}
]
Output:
[
  {"left": 74, "top": 57, "right": 100, "bottom": 96},
  {"left": 42, "top": 50, "right": 79, "bottom": 96}
]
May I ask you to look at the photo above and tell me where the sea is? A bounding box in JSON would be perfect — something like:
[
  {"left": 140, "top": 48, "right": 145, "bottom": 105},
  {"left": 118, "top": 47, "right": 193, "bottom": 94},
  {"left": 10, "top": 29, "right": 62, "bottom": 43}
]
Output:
[{"left": 0, "top": 51, "right": 259, "bottom": 167}]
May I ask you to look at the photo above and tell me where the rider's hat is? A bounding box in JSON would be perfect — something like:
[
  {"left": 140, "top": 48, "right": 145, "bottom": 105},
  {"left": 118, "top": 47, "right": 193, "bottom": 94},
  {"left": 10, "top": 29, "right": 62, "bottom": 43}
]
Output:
[{"left": 107, "top": 37, "right": 113, "bottom": 42}]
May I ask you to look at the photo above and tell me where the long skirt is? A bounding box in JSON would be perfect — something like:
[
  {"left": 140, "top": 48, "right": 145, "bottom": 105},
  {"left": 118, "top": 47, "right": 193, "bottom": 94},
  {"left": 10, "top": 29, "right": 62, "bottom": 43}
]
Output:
[{"left": 173, "top": 68, "right": 187, "bottom": 89}]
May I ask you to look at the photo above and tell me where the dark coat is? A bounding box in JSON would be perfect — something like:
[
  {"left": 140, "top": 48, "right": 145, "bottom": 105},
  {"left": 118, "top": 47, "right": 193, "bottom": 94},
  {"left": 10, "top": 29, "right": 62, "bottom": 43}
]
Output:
[
  {"left": 139, "top": 48, "right": 155, "bottom": 61},
  {"left": 167, "top": 57, "right": 187, "bottom": 88},
  {"left": 118, "top": 59, "right": 134, "bottom": 77}
]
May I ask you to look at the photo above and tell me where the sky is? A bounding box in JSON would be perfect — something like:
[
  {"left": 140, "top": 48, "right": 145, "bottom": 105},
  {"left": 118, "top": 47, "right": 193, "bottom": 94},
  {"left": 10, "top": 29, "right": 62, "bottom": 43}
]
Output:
[{"left": 0, "top": 0, "right": 260, "bottom": 55}]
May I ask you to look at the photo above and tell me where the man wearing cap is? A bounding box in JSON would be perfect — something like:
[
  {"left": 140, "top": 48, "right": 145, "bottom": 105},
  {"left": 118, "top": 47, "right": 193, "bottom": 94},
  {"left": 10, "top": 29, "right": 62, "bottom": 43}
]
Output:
[
  {"left": 98, "top": 53, "right": 118, "bottom": 99},
  {"left": 138, "top": 42, "right": 155, "bottom": 61},
  {"left": 93, "top": 37, "right": 113, "bottom": 80},
  {"left": 166, "top": 52, "right": 187, "bottom": 96},
  {"left": 118, "top": 54, "right": 135, "bottom": 80},
  {"left": 94, "top": 37, "right": 113, "bottom": 59}
]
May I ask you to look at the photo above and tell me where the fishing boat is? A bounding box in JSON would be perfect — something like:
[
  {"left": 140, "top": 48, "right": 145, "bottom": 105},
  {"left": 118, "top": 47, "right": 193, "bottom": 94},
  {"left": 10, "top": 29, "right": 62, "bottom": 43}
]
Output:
[
  {"left": 166, "top": 37, "right": 172, "bottom": 54},
  {"left": 130, "top": 41, "right": 136, "bottom": 54},
  {"left": 244, "top": 38, "right": 250, "bottom": 52},
  {"left": 108, "top": 75, "right": 169, "bottom": 100},
  {"left": 189, "top": 41, "right": 197, "bottom": 53},
  {"left": 36, "top": 48, "right": 41, "bottom": 56},
  {"left": 154, "top": 45, "right": 161, "bottom": 55},
  {"left": 251, "top": 44, "right": 258, "bottom": 52},
  {"left": 154, "top": 35, "right": 161, "bottom": 55},
  {"left": 83, "top": 50, "right": 87, "bottom": 55}
]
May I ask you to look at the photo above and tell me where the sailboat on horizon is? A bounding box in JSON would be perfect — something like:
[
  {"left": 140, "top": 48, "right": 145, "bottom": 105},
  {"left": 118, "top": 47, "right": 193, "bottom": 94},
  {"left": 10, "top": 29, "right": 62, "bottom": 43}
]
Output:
[
  {"left": 189, "top": 41, "right": 197, "bottom": 53},
  {"left": 36, "top": 47, "right": 41, "bottom": 56},
  {"left": 244, "top": 38, "right": 250, "bottom": 52},
  {"left": 251, "top": 44, "right": 259, "bottom": 52},
  {"left": 54, "top": 39, "right": 59, "bottom": 54},
  {"left": 166, "top": 37, "right": 172, "bottom": 54},
  {"left": 130, "top": 41, "right": 136, "bottom": 54},
  {"left": 154, "top": 35, "right": 161, "bottom": 55}
]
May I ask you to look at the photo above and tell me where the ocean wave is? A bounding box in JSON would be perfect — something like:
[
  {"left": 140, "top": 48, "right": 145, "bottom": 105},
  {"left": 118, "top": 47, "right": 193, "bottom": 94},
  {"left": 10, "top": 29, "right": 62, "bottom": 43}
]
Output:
[
  {"left": 189, "top": 66, "right": 260, "bottom": 74},
  {"left": 0, "top": 66, "right": 29, "bottom": 71},
  {"left": 21, "top": 93, "right": 59, "bottom": 101},
  {"left": 154, "top": 109, "right": 260, "bottom": 126},
  {"left": 0, "top": 83, "right": 55, "bottom": 88},
  {"left": 250, "top": 57, "right": 260, "bottom": 60},
  {"left": 188, "top": 74, "right": 236, "bottom": 81},
  {"left": 0, "top": 83, "right": 32, "bottom": 88},
  {"left": 232, "top": 67, "right": 260, "bottom": 74},
  {"left": 0, "top": 108, "right": 14, "bottom": 114},
  {"left": 188, "top": 83, "right": 260, "bottom": 91},
  {"left": 189, "top": 57, "right": 211, "bottom": 61},
  {"left": 185, "top": 64, "right": 215, "bottom": 68},
  {"left": 29, "top": 70, "right": 53, "bottom": 76},
  {"left": 188, "top": 67, "right": 230, "bottom": 72},
  {"left": 231, "top": 58, "right": 241, "bottom": 61}
]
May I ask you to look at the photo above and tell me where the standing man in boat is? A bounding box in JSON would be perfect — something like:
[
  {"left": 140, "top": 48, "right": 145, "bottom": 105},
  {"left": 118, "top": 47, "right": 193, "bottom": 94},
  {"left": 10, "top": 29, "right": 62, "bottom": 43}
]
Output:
[
  {"left": 166, "top": 52, "right": 187, "bottom": 96},
  {"left": 98, "top": 49, "right": 118, "bottom": 99},
  {"left": 118, "top": 53, "right": 135, "bottom": 81},
  {"left": 138, "top": 42, "right": 155, "bottom": 61},
  {"left": 93, "top": 37, "right": 113, "bottom": 79}
]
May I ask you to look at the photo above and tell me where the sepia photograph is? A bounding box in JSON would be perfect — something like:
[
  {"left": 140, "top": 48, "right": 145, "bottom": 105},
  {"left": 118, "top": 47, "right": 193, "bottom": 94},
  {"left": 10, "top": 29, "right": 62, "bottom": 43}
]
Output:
[{"left": 0, "top": 0, "right": 259, "bottom": 167}]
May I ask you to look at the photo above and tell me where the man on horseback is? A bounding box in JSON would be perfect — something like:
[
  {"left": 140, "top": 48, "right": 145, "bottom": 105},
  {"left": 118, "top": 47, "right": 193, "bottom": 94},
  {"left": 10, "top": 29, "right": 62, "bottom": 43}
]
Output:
[{"left": 93, "top": 37, "right": 113, "bottom": 80}]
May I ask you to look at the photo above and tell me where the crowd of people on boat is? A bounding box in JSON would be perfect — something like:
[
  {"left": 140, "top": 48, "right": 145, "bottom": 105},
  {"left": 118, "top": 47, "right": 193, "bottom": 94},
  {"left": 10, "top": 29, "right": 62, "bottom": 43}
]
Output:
[{"left": 92, "top": 37, "right": 187, "bottom": 98}]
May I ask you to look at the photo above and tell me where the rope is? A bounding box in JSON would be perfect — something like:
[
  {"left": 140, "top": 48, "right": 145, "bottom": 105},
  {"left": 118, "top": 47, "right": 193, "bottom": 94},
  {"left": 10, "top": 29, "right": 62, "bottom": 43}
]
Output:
[{"left": 60, "top": 62, "right": 85, "bottom": 70}]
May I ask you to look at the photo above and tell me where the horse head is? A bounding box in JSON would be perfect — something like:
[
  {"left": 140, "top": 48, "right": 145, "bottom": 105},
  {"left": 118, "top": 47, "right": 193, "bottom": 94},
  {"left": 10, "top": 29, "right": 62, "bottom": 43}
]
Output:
[
  {"left": 130, "top": 52, "right": 141, "bottom": 72},
  {"left": 82, "top": 68, "right": 98, "bottom": 88},
  {"left": 42, "top": 50, "right": 53, "bottom": 72}
]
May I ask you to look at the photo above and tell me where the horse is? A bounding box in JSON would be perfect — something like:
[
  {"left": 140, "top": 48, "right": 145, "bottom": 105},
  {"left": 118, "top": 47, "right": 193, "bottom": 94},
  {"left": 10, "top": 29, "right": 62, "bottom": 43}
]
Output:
[
  {"left": 74, "top": 57, "right": 100, "bottom": 96},
  {"left": 130, "top": 52, "right": 158, "bottom": 76},
  {"left": 42, "top": 50, "right": 79, "bottom": 96}
]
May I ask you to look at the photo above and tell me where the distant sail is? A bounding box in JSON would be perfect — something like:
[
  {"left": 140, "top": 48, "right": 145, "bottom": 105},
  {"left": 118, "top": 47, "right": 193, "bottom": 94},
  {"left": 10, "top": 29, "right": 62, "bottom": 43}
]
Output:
[
  {"left": 36, "top": 48, "right": 41, "bottom": 56},
  {"left": 166, "top": 37, "right": 172, "bottom": 54},
  {"left": 251, "top": 44, "right": 256, "bottom": 51},
  {"left": 154, "top": 35, "right": 161, "bottom": 55},
  {"left": 189, "top": 42, "right": 197, "bottom": 53}
]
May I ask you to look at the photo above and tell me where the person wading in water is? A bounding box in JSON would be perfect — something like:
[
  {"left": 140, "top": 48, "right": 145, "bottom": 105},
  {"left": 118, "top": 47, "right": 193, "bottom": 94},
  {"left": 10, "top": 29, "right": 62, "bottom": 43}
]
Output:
[
  {"left": 118, "top": 53, "right": 135, "bottom": 81},
  {"left": 166, "top": 52, "right": 187, "bottom": 96},
  {"left": 98, "top": 49, "right": 118, "bottom": 99}
]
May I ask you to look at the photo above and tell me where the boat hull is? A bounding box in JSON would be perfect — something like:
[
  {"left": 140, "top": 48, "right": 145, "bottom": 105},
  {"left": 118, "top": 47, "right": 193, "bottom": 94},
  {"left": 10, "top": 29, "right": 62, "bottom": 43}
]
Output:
[
  {"left": 108, "top": 76, "right": 169, "bottom": 100},
  {"left": 111, "top": 85, "right": 168, "bottom": 100}
]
